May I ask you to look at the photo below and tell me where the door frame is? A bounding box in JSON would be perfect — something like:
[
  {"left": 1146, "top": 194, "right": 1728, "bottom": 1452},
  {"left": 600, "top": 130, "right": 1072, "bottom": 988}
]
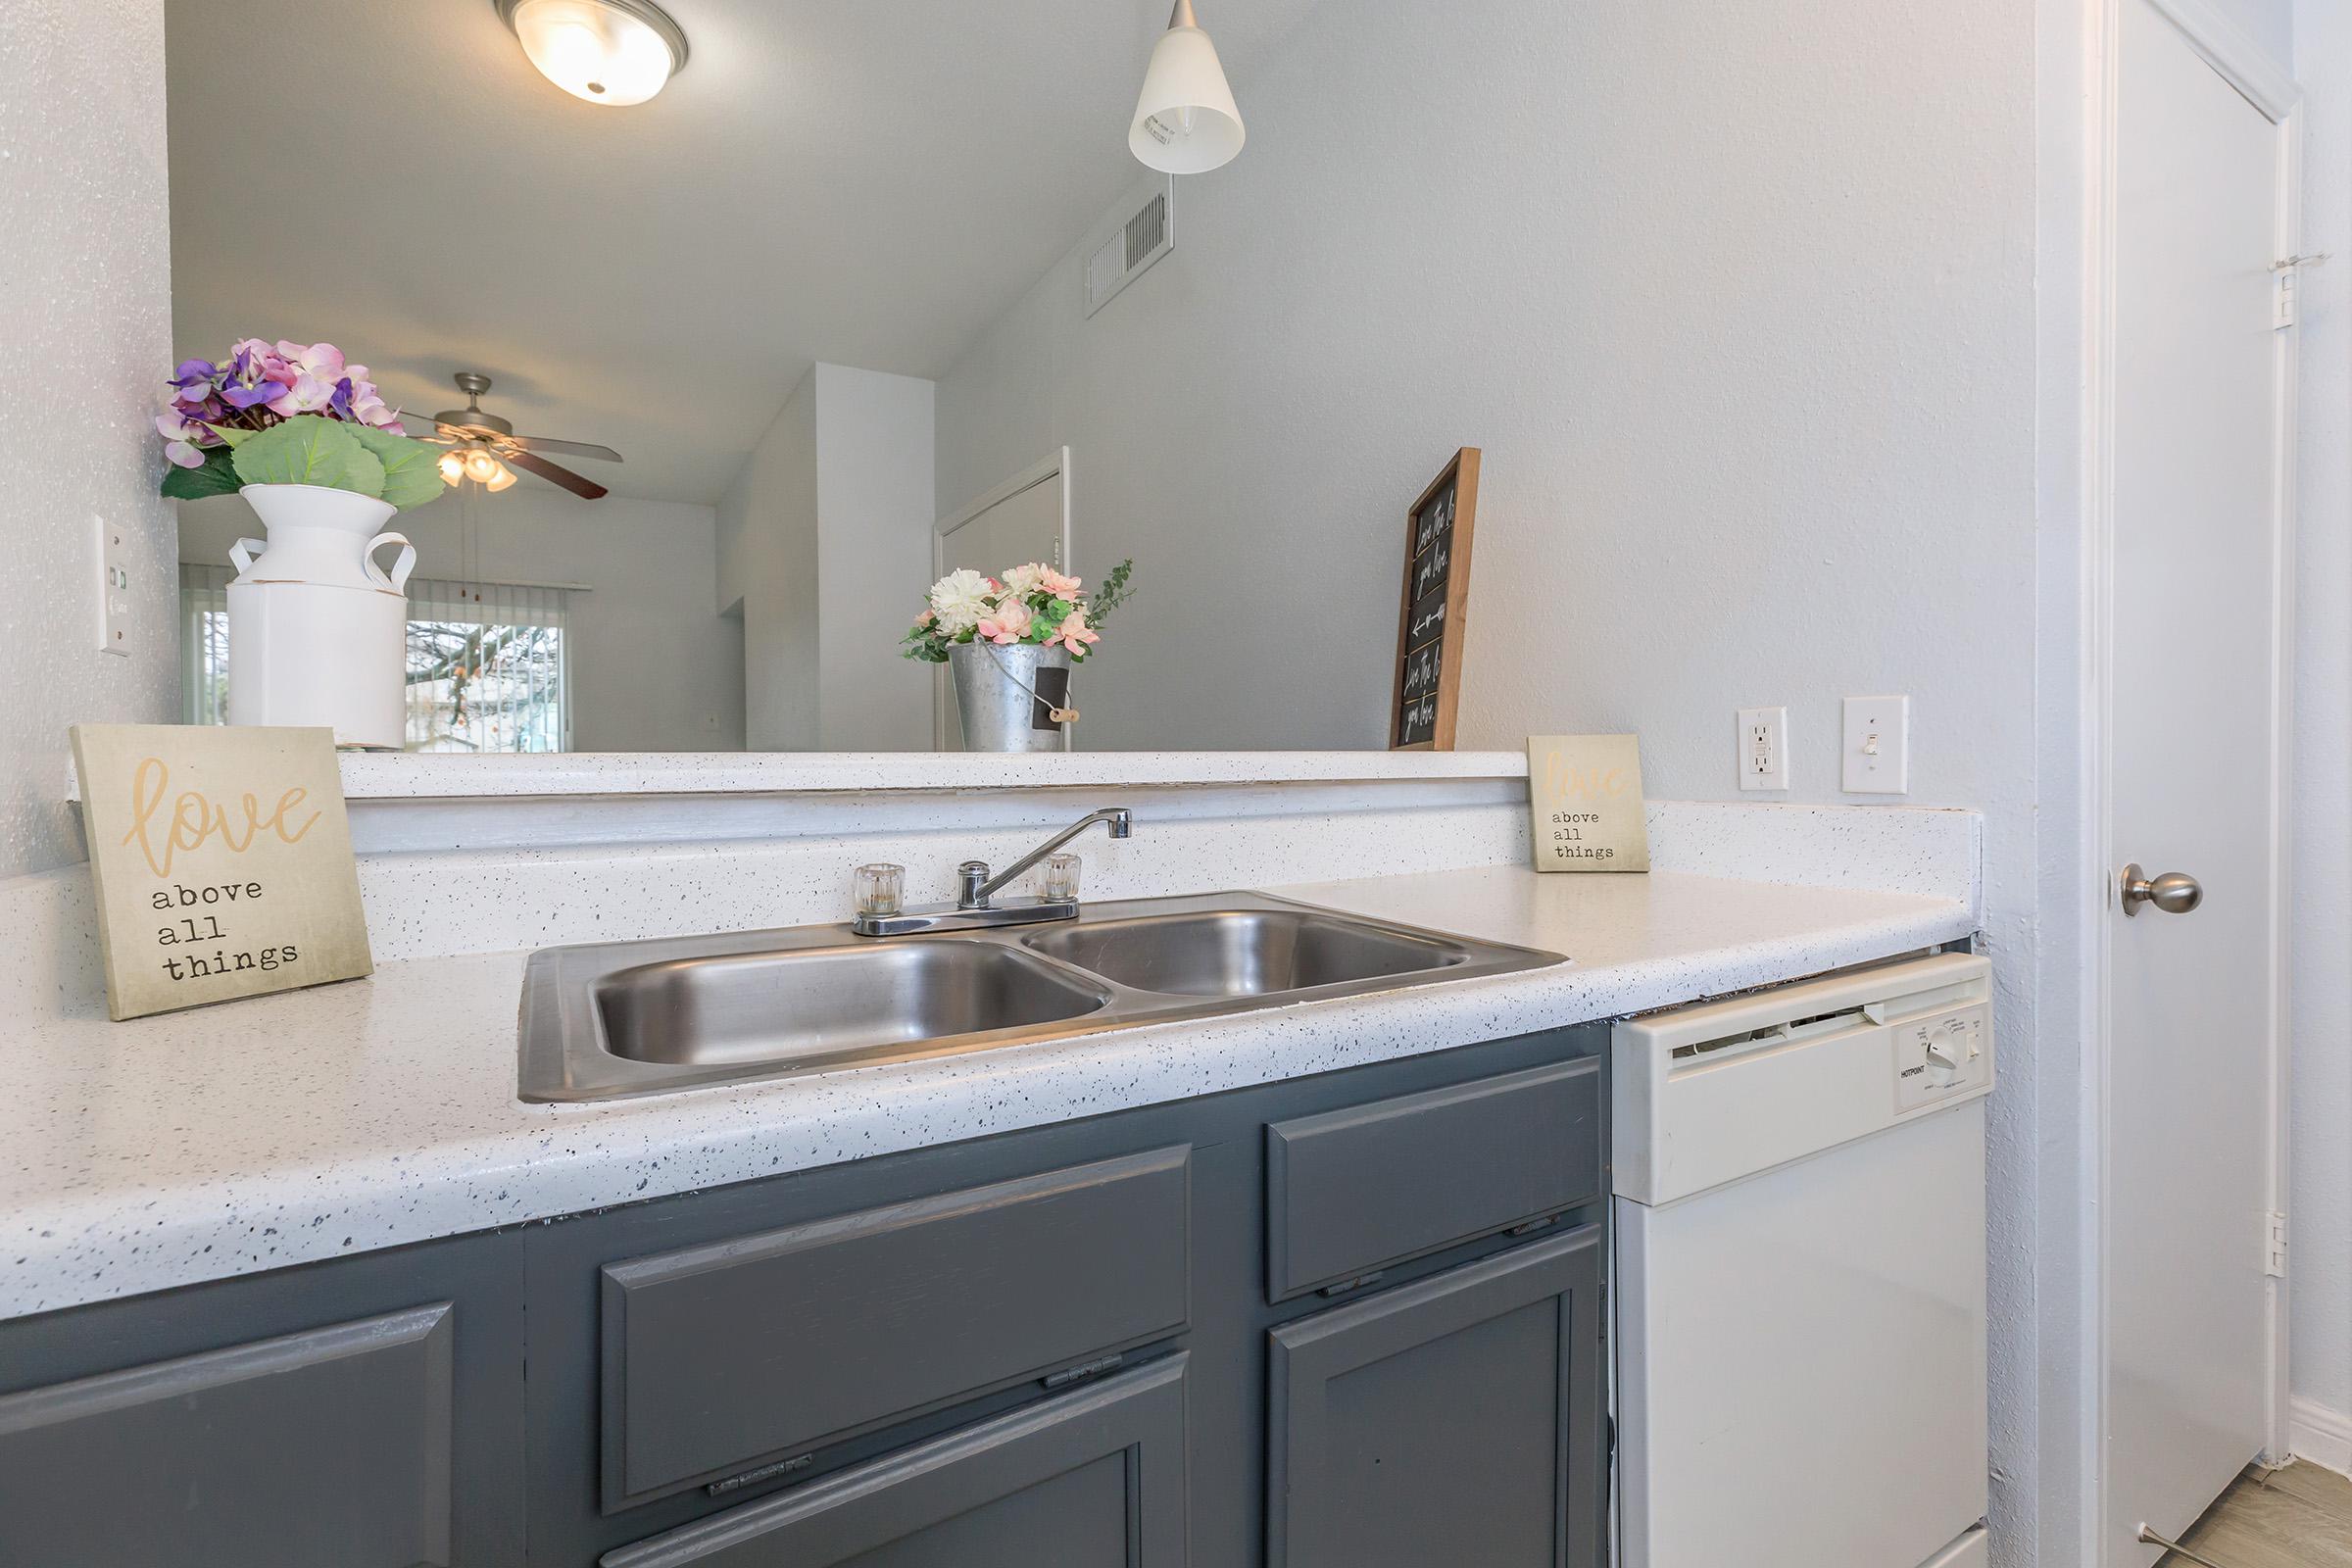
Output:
[{"left": 2078, "top": 0, "right": 2301, "bottom": 1556}]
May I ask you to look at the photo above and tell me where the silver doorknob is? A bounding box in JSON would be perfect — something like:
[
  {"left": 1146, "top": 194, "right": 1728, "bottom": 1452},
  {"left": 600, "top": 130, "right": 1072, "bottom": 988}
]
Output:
[{"left": 2120, "top": 864, "right": 2202, "bottom": 916}]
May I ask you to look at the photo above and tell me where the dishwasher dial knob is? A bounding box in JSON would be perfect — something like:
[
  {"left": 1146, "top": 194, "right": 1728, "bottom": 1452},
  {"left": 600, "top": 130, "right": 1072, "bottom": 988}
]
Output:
[{"left": 1921, "top": 1023, "right": 1966, "bottom": 1086}]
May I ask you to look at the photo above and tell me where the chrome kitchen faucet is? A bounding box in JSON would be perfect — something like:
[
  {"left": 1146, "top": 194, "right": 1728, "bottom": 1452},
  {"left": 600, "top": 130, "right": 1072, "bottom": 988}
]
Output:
[{"left": 851, "top": 808, "right": 1132, "bottom": 937}]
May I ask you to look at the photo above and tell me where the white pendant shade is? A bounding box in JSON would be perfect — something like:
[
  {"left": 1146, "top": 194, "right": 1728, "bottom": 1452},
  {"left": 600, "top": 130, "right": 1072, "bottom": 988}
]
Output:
[{"left": 1129, "top": 7, "right": 1245, "bottom": 173}]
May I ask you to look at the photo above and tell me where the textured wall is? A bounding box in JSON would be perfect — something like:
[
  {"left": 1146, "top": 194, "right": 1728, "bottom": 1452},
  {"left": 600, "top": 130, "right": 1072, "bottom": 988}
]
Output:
[
  {"left": 0, "top": 0, "right": 179, "bottom": 878},
  {"left": 2291, "top": 0, "right": 2352, "bottom": 1456},
  {"left": 717, "top": 370, "right": 820, "bottom": 750},
  {"left": 811, "top": 365, "right": 935, "bottom": 752},
  {"left": 178, "top": 491, "right": 746, "bottom": 752}
]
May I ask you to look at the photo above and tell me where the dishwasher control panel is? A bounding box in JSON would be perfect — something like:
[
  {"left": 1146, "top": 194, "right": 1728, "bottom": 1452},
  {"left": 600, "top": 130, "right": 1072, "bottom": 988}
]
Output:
[
  {"left": 1614, "top": 953, "right": 1994, "bottom": 1206},
  {"left": 1894, "top": 1004, "right": 1991, "bottom": 1113}
]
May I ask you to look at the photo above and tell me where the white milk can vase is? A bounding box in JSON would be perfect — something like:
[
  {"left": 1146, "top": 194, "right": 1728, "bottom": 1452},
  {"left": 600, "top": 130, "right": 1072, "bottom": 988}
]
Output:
[
  {"left": 948, "top": 642, "right": 1073, "bottom": 753},
  {"left": 225, "top": 483, "right": 416, "bottom": 750}
]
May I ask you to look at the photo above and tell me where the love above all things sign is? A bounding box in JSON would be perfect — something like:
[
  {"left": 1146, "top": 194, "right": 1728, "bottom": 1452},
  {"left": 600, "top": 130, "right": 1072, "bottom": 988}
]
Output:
[
  {"left": 1526, "top": 734, "right": 1650, "bottom": 872},
  {"left": 71, "top": 724, "right": 372, "bottom": 1021}
]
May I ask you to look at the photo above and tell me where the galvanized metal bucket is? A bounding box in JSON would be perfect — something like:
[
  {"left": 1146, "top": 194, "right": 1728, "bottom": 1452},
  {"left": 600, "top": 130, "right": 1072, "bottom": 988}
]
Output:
[{"left": 948, "top": 642, "right": 1073, "bottom": 753}]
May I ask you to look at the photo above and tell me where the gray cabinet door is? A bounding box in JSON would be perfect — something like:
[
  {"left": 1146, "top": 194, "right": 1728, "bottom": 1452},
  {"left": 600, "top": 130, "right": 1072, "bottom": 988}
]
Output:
[
  {"left": 1267, "top": 1226, "right": 1604, "bottom": 1568},
  {"left": 0, "top": 1305, "right": 457, "bottom": 1568},
  {"left": 601, "top": 1353, "right": 1189, "bottom": 1568},
  {"left": 0, "top": 1230, "right": 524, "bottom": 1568}
]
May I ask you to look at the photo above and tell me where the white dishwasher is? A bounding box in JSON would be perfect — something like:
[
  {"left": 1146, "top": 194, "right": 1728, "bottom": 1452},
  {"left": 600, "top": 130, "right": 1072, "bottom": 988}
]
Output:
[{"left": 1613, "top": 952, "right": 1993, "bottom": 1568}]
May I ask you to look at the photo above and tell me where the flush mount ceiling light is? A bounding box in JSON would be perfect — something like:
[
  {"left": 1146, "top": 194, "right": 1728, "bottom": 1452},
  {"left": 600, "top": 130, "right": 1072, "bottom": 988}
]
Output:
[
  {"left": 1130, "top": 0, "right": 1245, "bottom": 173},
  {"left": 495, "top": 0, "right": 688, "bottom": 107}
]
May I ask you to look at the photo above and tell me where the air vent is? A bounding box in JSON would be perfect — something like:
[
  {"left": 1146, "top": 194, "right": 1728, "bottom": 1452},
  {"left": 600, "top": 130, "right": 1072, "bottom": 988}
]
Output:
[{"left": 1085, "top": 178, "right": 1175, "bottom": 318}]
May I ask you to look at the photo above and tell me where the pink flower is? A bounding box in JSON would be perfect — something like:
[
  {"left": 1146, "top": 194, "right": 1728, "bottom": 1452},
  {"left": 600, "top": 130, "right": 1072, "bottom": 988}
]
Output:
[
  {"left": 1047, "top": 610, "right": 1100, "bottom": 657},
  {"left": 1041, "top": 566, "right": 1082, "bottom": 599},
  {"left": 267, "top": 370, "right": 338, "bottom": 416},
  {"left": 915, "top": 609, "right": 935, "bottom": 627},
  {"left": 275, "top": 341, "right": 346, "bottom": 381},
  {"left": 978, "top": 600, "right": 1034, "bottom": 644}
]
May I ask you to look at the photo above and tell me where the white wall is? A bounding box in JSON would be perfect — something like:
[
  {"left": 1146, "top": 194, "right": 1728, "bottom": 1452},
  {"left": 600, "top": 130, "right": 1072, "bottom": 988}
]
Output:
[
  {"left": 719, "top": 364, "right": 935, "bottom": 752},
  {"left": 941, "top": 0, "right": 2044, "bottom": 1550},
  {"left": 718, "top": 371, "right": 820, "bottom": 750},
  {"left": 2290, "top": 0, "right": 2352, "bottom": 1469},
  {"left": 180, "top": 491, "right": 745, "bottom": 752},
  {"left": 812, "top": 365, "right": 935, "bottom": 751},
  {"left": 0, "top": 0, "right": 179, "bottom": 878}
]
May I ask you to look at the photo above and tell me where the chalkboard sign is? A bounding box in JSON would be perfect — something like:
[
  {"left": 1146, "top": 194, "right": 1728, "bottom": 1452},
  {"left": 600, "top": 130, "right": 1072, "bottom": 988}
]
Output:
[{"left": 1392, "top": 448, "right": 1481, "bottom": 750}]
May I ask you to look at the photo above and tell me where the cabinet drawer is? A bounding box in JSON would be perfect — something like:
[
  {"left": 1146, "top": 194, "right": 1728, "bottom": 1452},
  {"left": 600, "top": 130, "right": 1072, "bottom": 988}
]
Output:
[
  {"left": 601, "top": 1146, "right": 1191, "bottom": 1508},
  {"left": 601, "top": 1354, "right": 1189, "bottom": 1568},
  {"left": 1265, "top": 1058, "right": 1599, "bottom": 1300},
  {"left": 0, "top": 1304, "right": 457, "bottom": 1568}
]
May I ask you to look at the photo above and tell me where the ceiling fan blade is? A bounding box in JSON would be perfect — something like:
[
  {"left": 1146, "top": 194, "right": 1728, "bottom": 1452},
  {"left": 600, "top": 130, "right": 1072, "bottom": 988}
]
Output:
[
  {"left": 502, "top": 446, "right": 609, "bottom": 500},
  {"left": 510, "top": 434, "right": 623, "bottom": 464}
]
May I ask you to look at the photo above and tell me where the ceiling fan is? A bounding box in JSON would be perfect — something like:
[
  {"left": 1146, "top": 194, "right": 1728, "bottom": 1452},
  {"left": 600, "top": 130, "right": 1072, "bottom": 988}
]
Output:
[{"left": 407, "top": 371, "right": 622, "bottom": 500}]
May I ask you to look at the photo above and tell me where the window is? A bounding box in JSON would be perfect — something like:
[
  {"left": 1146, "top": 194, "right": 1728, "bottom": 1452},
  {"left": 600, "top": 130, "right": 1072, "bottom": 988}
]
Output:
[{"left": 180, "top": 565, "right": 571, "bottom": 752}]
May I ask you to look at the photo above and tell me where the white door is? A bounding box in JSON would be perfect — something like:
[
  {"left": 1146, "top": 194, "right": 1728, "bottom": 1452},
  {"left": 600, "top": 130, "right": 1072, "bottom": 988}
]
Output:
[{"left": 2104, "top": 1, "right": 2292, "bottom": 1560}]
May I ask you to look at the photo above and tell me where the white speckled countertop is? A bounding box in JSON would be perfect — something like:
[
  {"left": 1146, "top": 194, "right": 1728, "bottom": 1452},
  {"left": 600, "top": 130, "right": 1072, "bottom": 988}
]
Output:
[{"left": 0, "top": 862, "right": 1973, "bottom": 1318}]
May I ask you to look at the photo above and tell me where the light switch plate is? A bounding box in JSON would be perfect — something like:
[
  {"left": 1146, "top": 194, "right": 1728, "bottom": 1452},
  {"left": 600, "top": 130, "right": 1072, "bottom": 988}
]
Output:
[
  {"left": 94, "top": 515, "right": 130, "bottom": 657},
  {"left": 1841, "top": 695, "right": 1909, "bottom": 794},
  {"left": 1738, "top": 706, "right": 1788, "bottom": 791}
]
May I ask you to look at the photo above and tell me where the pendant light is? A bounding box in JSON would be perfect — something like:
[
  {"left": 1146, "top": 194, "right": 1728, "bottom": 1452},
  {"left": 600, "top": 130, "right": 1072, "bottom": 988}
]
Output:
[
  {"left": 495, "top": 0, "right": 688, "bottom": 107},
  {"left": 1129, "top": 0, "right": 1245, "bottom": 173}
]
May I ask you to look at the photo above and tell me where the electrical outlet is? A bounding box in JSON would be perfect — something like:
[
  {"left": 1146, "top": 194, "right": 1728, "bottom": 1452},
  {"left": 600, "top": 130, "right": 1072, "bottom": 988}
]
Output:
[
  {"left": 1841, "top": 695, "right": 1910, "bottom": 794},
  {"left": 93, "top": 515, "right": 130, "bottom": 657},
  {"left": 1738, "top": 707, "right": 1788, "bottom": 791}
]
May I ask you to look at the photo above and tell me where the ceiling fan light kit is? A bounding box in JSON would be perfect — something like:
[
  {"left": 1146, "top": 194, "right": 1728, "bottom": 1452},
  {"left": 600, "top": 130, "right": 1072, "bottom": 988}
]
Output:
[
  {"left": 415, "top": 371, "right": 620, "bottom": 500},
  {"left": 496, "top": 0, "right": 687, "bottom": 107}
]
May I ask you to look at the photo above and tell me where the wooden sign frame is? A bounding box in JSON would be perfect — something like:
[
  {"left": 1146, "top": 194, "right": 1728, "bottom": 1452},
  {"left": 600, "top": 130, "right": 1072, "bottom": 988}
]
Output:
[
  {"left": 1392, "top": 447, "right": 1481, "bottom": 750},
  {"left": 71, "top": 723, "right": 373, "bottom": 1020}
]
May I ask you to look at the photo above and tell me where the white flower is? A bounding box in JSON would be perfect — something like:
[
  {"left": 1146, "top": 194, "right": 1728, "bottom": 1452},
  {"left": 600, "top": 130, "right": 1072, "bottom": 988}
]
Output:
[
  {"left": 999, "top": 563, "right": 1051, "bottom": 598},
  {"left": 928, "top": 568, "right": 995, "bottom": 635}
]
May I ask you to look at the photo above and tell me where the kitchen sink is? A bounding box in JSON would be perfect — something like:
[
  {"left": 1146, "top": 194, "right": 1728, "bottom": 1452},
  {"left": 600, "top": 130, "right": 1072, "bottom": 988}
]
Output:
[
  {"left": 594, "top": 941, "right": 1112, "bottom": 1068},
  {"left": 1019, "top": 908, "right": 1470, "bottom": 998},
  {"left": 518, "top": 892, "right": 1561, "bottom": 1102}
]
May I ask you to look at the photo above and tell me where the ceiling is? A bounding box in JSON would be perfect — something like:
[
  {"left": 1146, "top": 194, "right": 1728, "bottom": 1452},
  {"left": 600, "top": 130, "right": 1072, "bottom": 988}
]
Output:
[{"left": 166, "top": 0, "right": 1321, "bottom": 504}]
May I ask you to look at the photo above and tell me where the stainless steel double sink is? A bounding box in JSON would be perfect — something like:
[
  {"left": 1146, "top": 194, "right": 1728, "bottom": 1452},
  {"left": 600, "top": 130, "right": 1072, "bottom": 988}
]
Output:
[{"left": 518, "top": 892, "right": 1562, "bottom": 1102}]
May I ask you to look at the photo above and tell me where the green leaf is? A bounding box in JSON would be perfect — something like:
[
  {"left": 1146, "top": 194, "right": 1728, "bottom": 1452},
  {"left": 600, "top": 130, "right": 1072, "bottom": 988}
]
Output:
[
  {"left": 230, "top": 416, "right": 368, "bottom": 490},
  {"left": 159, "top": 446, "right": 241, "bottom": 501},
  {"left": 202, "top": 423, "right": 255, "bottom": 449},
  {"left": 342, "top": 444, "right": 387, "bottom": 499},
  {"left": 350, "top": 425, "right": 444, "bottom": 510}
]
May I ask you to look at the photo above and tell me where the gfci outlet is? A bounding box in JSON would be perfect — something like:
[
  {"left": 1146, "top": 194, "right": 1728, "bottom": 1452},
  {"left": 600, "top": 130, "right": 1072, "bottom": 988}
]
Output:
[
  {"left": 1738, "top": 707, "right": 1789, "bottom": 791},
  {"left": 93, "top": 515, "right": 130, "bottom": 657},
  {"left": 1842, "top": 695, "right": 1910, "bottom": 794}
]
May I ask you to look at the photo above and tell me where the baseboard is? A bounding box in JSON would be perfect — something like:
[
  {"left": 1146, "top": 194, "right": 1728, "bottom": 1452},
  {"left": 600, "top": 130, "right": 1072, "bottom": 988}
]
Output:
[{"left": 2289, "top": 1396, "right": 2352, "bottom": 1477}]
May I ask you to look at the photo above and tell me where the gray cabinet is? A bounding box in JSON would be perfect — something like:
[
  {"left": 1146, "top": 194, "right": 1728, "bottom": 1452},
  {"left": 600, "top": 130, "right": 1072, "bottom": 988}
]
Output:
[
  {"left": 1268, "top": 1225, "right": 1605, "bottom": 1568},
  {"left": 0, "top": 1020, "right": 1607, "bottom": 1568},
  {"left": 601, "top": 1354, "right": 1189, "bottom": 1568},
  {"left": 0, "top": 1231, "right": 525, "bottom": 1567}
]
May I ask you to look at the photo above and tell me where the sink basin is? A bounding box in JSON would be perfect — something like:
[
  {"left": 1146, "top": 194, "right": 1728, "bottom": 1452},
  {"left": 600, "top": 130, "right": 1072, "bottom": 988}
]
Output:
[
  {"left": 595, "top": 941, "right": 1110, "bottom": 1068},
  {"left": 1020, "top": 908, "right": 1469, "bottom": 998},
  {"left": 519, "top": 893, "right": 1561, "bottom": 1102}
]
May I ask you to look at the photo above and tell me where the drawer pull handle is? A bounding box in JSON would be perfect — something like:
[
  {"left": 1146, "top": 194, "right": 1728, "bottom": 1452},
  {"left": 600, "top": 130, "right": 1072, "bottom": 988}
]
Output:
[
  {"left": 1319, "top": 1270, "right": 1386, "bottom": 1298},
  {"left": 1042, "top": 1352, "right": 1126, "bottom": 1390},
  {"left": 707, "top": 1452, "right": 812, "bottom": 1497},
  {"left": 1508, "top": 1215, "right": 1558, "bottom": 1238}
]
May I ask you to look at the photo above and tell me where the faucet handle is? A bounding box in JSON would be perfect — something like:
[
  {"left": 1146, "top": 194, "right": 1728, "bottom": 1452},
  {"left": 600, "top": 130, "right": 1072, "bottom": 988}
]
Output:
[
  {"left": 1040, "top": 853, "right": 1082, "bottom": 904},
  {"left": 956, "top": 860, "right": 992, "bottom": 909}
]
